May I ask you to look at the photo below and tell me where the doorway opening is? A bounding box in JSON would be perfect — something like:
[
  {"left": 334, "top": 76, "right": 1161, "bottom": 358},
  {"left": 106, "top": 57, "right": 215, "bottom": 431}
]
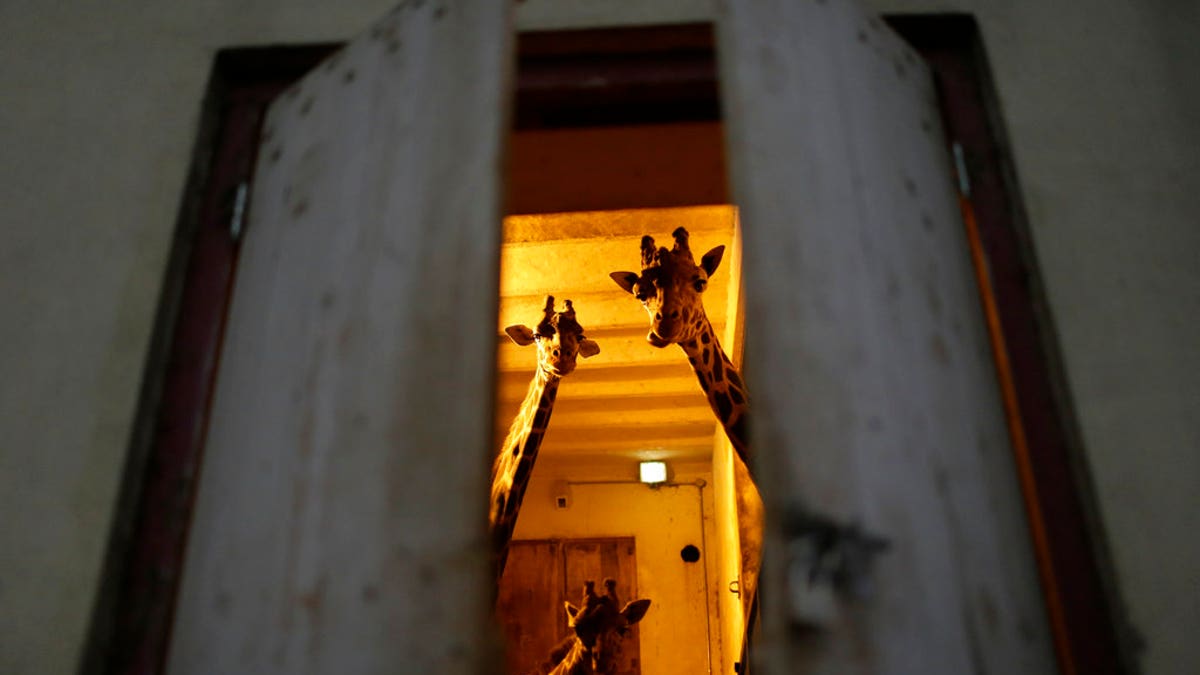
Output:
[
  {"left": 492, "top": 24, "right": 756, "bottom": 675},
  {"left": 86, "top": 13, "right": 1130, "bottom": 675}
]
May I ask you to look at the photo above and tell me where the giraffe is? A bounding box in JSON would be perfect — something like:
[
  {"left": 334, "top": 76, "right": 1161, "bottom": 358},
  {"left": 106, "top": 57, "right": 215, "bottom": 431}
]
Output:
[
  {"left": 490, "top": 296, "right": 599, "bottom": 580},
  {"left": 534, "top": 580, "right": 651, "bottom": 675},
  {"left": 609, "top": 226, "right": 763, "bottom": 621},
  {"left": 609, "top": 227, "right": 750, "bottom": 463}
]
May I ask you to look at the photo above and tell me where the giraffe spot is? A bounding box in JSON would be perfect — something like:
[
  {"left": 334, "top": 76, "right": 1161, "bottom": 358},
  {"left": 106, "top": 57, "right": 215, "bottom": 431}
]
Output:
[
  {"left": 510, "top": 442, "right": 519, "bottom": 457},
  {"left": 532, "top": 407, "right": 550, "bottom": 430},
  {"left": 700, "top": 330, "right": 710, "bottom": 344},
  {"left": 714, "top": 391, "right": 733, "bottom": 421},
  {"left": 513, "top": 457, "right": 533, "bottom": 487},
  {"left": 702, "top": 349, "right": 711, "bottom": 366},
  {"left": 522, "top": 431, "right": 542, "bottom": 457},
  {"left": 711, "top": 352, "right": 724, "bottom": 381},
  {"left": 688, "top": 356, "right": 697, "bottom": 366},
  {"left": 729, "top": 386, "right": 745, "bottom": 406},
  {"left": 729, "top": 415, "right": 748, "bottom": 446},
  {"left": 695, "top": 371, "right": 710, "bottom": 393},
  {"left": 728, "top": 370, "right": 744, "bottom": 389},
  {"left": 546, "top": 386, "right": 557, "bottom": 402}
]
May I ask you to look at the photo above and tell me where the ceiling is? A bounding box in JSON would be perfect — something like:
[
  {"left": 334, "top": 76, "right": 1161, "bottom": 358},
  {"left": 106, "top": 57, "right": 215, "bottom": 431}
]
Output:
[{"left": 495, "top": 205, "right": 741, "bottom": 470}]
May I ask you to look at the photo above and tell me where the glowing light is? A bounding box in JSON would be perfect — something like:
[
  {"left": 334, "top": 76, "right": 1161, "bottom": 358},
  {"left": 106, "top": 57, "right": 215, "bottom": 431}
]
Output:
[{"left": 639, "top": 461, "right": 668, "bottom": 484}]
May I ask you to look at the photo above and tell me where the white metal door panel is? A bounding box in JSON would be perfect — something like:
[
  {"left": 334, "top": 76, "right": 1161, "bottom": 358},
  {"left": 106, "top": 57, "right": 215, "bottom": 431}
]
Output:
[
  {"left": 167, "top": 4, "right": 511, "bottom": 674},
  {"left": 718, "top": 1, "right": 1057, "bottom": 672}
]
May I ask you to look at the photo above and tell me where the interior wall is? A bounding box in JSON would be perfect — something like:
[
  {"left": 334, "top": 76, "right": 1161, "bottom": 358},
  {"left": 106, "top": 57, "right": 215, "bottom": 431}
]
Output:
[
  {"left": 510, "top": 461, "right": 724, "bottom": 675},
  {"left": 0, "top": 1, "right": 1196, "bottom": 673}
]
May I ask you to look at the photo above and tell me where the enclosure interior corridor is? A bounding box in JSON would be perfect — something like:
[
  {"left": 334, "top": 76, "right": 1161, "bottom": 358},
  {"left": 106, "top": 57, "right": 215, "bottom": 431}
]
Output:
[{"left": 493, "top": 206, "right": 748, "bottom": 675}]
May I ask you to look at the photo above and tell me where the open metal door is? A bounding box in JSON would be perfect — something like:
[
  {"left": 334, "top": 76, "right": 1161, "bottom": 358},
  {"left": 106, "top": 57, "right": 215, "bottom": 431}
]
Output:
[
  {"left": 167, "top": 4, "right": 511, "bottom": 674},
  {"left": 719, "top": 1, "right": 1059, "bottom": 673}
]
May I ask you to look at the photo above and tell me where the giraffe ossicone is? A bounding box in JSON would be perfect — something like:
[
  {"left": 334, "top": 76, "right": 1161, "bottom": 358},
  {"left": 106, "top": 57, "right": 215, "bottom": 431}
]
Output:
[
  {"left": 537, "top": 579, "right": 651, "bottom": 675},
  {"left": 491, "top": 296, "right": 599, "bottom": 580}
]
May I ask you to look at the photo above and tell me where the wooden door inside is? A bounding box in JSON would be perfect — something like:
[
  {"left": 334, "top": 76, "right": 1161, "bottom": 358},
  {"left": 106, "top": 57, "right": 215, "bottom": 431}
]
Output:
[{"left": 497, "top": 538, "right": 641, "bottom": 675}]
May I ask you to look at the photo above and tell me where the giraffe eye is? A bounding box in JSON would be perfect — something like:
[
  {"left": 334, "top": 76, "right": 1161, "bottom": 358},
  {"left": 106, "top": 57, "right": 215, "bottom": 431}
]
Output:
[{"left": 694, "top": 278, "right": 707, "bottom": 292}]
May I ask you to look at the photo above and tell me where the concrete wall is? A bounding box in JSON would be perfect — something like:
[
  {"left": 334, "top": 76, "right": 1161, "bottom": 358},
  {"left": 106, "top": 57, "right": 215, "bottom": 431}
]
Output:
[{"left": 1, "top": 0, "right": 1196, "bottom": 673}]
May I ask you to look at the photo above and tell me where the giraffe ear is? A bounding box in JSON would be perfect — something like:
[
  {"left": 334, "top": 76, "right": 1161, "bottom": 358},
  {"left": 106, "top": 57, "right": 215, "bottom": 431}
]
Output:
[
  {"left": 700, "top": 245, "right": 725, "bottom": 277},
  {"left": 577, "top": 338, "right": 600, "bottom": 358},
  {"left": 564, "top": 601, "right": 580, "bottom": 620},
  {"left": 504, "top": 325, "right": 536, "bottom": 346},
  {"left": 620, "top": 599, "right": 651, "bottom": 625},
  {"left": 609, "top": 271, "right": 639, "bottom": 295}
]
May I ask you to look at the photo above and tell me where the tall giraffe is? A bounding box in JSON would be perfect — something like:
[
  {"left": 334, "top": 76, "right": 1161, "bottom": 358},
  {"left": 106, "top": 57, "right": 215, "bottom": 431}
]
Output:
[
  {"left": 535, "top": 580, "right": 651, "bottom": 675},
  {"left": 610, "top": 227, "right": 750, "bottom": 463},
  {"left": 490, "top": 296, "right": 599, "bottom": 580},
  {"left": 610, "top": 227, "right": 763, "bottom": 619}
]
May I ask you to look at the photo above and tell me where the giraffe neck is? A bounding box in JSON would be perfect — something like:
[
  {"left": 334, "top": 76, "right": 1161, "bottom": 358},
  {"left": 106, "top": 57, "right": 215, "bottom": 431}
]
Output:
[
  {"left": 677, "top": 318, "right": 751, "bottom": 464},
  {"left": 545, "top": 639, "right": 591, "bottom": 675},
  {"left": 490, "top": 367, "right": 561, "bottom": 578}
]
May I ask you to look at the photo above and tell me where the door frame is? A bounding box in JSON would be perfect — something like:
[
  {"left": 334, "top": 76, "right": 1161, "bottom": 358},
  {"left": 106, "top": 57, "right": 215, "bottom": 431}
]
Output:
[{"left": 83, "top": 16, "right": 1131, "bottom": 675}]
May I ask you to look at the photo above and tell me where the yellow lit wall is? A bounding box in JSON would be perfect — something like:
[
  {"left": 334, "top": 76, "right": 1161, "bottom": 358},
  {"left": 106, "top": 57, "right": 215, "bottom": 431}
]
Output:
[
  {"left": 511, "top": 461, "right": 726, "bottom": 675},
  {"left": 712, "top": 437, "right": 745, "bottom": 675}
]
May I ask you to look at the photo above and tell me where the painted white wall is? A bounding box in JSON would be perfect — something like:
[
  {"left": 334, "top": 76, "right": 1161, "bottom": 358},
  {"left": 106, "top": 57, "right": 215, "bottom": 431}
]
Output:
[{"left": 1, "top": 0, "right": 1196, "bottom": 673}]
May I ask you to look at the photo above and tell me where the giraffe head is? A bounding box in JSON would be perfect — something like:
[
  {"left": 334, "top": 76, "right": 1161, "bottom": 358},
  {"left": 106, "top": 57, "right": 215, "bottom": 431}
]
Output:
[
  {"left": 505, "top": 295, "right": 600, "bottom": 377},
  {"left": 563, "top": 579, "right": 651, "bottom": 674},
  {"left": 610, "top": 227, "right": 724, "bottom": 348}
]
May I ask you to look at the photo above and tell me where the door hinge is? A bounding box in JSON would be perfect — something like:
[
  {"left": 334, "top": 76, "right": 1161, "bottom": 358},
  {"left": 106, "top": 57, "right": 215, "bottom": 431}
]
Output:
[
  {"left": 952, "top": 142, "right": 972, "bottom": 197},
  {"left": 229, "top": 180, "right": 249, "bottom": 242}
]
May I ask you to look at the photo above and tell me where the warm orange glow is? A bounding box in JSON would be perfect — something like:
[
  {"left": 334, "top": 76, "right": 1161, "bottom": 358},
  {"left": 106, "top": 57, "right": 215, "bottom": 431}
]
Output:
[
  {"left": 494, "top": 205, "right": 751, "bottom": 675},
  {"left": 495, "top": 205, "right": 740, "bottom": 465}
]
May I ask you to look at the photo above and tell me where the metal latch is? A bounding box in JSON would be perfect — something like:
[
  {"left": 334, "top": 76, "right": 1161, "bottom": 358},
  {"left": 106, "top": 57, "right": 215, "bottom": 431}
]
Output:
[{"left": 229, "top": 181, "right": 249, "bottom": 242}]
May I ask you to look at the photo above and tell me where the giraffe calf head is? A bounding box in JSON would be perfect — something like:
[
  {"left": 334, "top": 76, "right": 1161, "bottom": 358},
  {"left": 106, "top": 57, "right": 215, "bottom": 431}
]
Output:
[
  {"left": 610, "top": 227, "right": 724, "bottom": 348},
  {"left": 563, "top": 580, "right": 651, "bottom": 673},
  {"left": 505, "top": 295, "right": 600, "bottom": 377}
]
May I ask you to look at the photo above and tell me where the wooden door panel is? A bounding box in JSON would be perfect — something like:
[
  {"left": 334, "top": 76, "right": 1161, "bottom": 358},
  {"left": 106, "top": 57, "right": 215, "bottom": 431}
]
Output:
[
  {"left": 166, "top": 4, "right": 511, "bottom": 674},
  {"left": 497, "top": 541, "right": 564, "bottom": 675},
  {"left": 718, "top": 0, "right": 1057, "bottom": 672},
  {"left": 498, "top": 538, "right": 640, "bottom": 675}
]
